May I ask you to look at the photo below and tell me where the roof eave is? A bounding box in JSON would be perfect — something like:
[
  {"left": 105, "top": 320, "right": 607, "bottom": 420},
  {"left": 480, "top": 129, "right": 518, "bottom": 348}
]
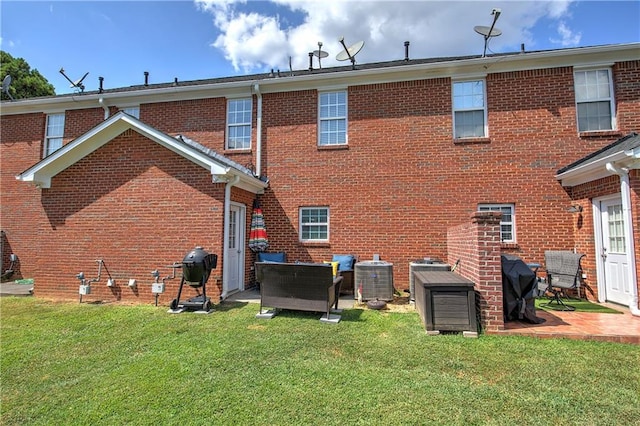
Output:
[
  {"left": 556, "top": 151, "right": 640, "bottom": 187},
  {"left": 2, "top": 43, "right": 638, "bottom": 115}
]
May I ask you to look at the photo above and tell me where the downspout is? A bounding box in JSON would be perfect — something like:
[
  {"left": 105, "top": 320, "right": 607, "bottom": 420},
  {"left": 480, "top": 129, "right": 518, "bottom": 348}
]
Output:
[
  {"left": 253, "top": 83, "right": 262, "bottom": 177},
  {"left": 605, "top": 162, "right": 640, "bottom": 316},
  {"left": 98, "top": 97, "right": 109, "bottom": 120},
  {"left": 220, "top": 174, "right": 240, "bottom": 301}
]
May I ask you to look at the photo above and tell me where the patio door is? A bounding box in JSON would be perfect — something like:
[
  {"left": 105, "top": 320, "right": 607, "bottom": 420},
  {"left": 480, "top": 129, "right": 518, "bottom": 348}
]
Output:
[
  {"left": 227, "top": 203, "right": 245, "bottom": 295},
  {"left": 599, "top": 197, "right": 632, "bottom": 305}
]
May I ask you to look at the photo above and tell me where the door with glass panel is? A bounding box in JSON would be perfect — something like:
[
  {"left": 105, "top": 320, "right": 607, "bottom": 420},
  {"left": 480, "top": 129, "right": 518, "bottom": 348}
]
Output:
[{"left": 600, "top": 198, "right": 631, "bottom": 305}]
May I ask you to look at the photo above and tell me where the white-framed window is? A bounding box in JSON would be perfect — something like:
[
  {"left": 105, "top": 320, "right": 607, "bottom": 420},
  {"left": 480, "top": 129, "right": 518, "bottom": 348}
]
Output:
[
  {"left": 121, "top": 106, "right": 140, "bottom": 118},
  {"left": 478, "top": 204, "right": 515, "bottom": 243},
  {"left": 319, "top": 91, "right": 347, "bottom": 146},
  {"left": 226, "top": 98, "right": 252, "bottom": 150},
  {"left": 574, "top": 68, "right": 615, "bottom": 132},
  {"left": 453, "top": 79, "right": 487, "bottom": 138},
  {"left": 44, "top": 113, "right": 65, "bottom": 157},
  {"left": 299, "top": 207, "right": 329, "bottom": 242}
]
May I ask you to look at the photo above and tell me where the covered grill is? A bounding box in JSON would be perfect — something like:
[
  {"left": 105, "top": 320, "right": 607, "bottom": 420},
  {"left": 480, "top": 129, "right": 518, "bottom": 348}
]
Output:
[{"left": 169, "top": 247, "right": 218, "bottom": 313}]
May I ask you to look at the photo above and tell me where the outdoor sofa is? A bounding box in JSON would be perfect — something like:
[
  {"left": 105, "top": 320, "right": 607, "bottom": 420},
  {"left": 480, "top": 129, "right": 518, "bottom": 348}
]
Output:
[{"left": 255, "top": 262, "right": 343, "bottom": 323}]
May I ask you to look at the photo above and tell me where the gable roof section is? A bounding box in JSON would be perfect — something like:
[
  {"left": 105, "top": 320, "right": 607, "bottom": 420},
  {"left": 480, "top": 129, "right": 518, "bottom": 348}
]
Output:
[
  {"left": 556, "top": 133, "right": 640, "bottom": 187},
  {"left": 16, "top": 111, "right": 267, "bottom": 194}
]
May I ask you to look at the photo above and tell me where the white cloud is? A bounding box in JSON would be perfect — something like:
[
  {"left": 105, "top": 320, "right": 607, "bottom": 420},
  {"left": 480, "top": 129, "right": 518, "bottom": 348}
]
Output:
[
  {"left": 551, "top": 21, "right": 581, "bottom": 46},
  {"left": 195, "top": 0, "right": 578, "bottom": 73},
  {"left": 0, "top": 37, "right": 16, "bottom": 49}
]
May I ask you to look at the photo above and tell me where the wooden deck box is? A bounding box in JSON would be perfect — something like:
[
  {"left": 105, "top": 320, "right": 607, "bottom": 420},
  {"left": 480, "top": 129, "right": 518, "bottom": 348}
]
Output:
[{"left": 413, "top": 271, "right": 478, "bottom": 337}]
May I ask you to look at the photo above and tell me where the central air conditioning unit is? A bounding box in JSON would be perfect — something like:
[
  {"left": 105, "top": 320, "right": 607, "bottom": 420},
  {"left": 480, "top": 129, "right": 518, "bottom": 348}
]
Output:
[{"left": 354, "top": 261, "right": 394, "bottom": 301}]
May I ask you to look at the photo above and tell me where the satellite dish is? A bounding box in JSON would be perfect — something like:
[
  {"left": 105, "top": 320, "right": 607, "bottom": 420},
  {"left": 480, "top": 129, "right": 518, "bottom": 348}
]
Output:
[
  {"left": 312, "top": 41, "right": 328, "bottom": 68},
  {"left": 59, "top": 68, "right": 89, "bottom": 92},
  {"left": 474, "top": 25, "right": 502, "bottom": 38},
  {"left": 475, "top": 8, "right": 502, "bottom": 57},
  {"left": 2, "top": 75, "right": 14, "bottom": 101},
  {"left": 336, "top": 37, "right": 364, "bottom": 69}
]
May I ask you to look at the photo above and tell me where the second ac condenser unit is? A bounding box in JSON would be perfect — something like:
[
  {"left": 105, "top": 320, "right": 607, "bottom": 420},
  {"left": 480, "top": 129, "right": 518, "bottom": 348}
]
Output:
[
  {"left": 354, "top": 261, "right": 394, "bottom": 301},
  {"left": 409, "top": 259, "right": 451, "bottom": 302}
]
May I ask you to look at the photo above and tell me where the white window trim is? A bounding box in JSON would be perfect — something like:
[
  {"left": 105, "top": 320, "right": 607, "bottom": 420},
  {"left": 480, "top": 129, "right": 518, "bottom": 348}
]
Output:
[
  {"left": 299, "top": 206, "right": 330, "bottom": 242},
  {"left": 226, "top": 98, "right": 252, "bottom": 150},
  {"left": 318, "top": 90, "right": 348, "bottom": 146},
  {"left": 452, "top": 79, "right": 488, "bottom": 139},
  {"left": 478, "top": 204, "right": 516, "bottom": 243},
  {"left": 44, "top": 112, "right": 65, "bottom": 158},
  {"left": 573, "top": 67, "right": 616, "bottom": 133}
]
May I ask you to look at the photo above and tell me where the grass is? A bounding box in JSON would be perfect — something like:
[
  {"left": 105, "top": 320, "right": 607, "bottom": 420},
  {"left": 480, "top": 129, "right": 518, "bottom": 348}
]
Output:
[
  {"left": 1, "top": 297, "right": 639, "bottom": 425},
  {"left": 535, "top": 297, "right": 623, "bottom": 314}
]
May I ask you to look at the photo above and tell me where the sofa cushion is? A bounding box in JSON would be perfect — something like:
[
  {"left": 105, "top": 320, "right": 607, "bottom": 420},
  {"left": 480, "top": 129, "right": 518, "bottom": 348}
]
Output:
[
  {"left": 332, "top": 254, "right": 355, "bottom": 271},
  {"left": 324, "top": 261, "right": 339, "bottom": 278},
  {"left": 257, "top": 252, "right": 286, "bottom": 263}
]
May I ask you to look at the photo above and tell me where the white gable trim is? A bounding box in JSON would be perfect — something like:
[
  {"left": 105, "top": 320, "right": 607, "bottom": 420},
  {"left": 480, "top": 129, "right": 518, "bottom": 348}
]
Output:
[{"left": 16, "top": 112, "right": 267, "bottom": 194}]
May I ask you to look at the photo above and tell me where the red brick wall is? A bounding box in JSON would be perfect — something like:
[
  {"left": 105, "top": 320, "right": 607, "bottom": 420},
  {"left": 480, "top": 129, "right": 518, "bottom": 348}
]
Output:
[
  {"left": 447, "top": 211, "right": 504, "bottom": 331},
  {"left": 1, "top": 113, "right": 47, "bottom": 281},
  {"left": 255, "top": 63, "right": 639, "bottom": 292},
  {"left": 24, "top": 129, "right": 226, "bottom": 303},
  {"left": 1, "top": 59, "right": 639, "bottom": 304}
]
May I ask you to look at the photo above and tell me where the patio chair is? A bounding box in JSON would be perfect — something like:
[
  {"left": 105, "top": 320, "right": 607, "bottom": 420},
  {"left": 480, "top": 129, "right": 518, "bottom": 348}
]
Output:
[
  {"left": 332, "top": 254, "right": 357, "bottom": 295},
  {"left": 540, "top": 250, "right": 585, "bottom": 311}
]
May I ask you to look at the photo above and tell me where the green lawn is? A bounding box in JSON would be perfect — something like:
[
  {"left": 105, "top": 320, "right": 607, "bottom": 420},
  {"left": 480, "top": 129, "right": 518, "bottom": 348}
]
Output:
[{"left": 1, "top": 297, "right": 638, "bottom": 425}]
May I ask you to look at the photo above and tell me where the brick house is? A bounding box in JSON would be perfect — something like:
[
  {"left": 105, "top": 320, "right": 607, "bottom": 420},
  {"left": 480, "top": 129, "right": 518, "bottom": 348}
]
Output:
[{"left": 1, "top": 43, "right": 639, "bottom": 325}]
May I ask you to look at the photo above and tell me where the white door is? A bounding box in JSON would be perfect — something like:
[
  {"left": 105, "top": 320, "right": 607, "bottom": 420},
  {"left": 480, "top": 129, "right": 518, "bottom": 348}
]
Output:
[
  {"left": 600, "top": 198, "right": 632, "bottom": 305},
  {"left": 227, "top": 204, "right": 245, "bottom": 294}
]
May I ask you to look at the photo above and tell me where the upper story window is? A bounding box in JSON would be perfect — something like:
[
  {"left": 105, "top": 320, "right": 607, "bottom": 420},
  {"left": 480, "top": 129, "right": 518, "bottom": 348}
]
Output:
[
  {"left": 574, "top": 68, "right": 615, "bottom": 132},
  {"left": 319, "top": 91, "right": 347, "bottom": 146},
  {"left": 44, "top": 113, "right": 65, "bottom": 157},
  {"left": 478, "top": 204, "right": 515, "bottom": 243},
  {"left": 453, "top": 80, "right": 487, "bottom": 138},
  {"left": 121, "top": 106, "right": 140, "bottom": 118},
  {"left": 300, "top": 207, "right": 329, "bottom": 242},
  {"left": 226, "top": 98, "right": 252, "bottom": 150}
]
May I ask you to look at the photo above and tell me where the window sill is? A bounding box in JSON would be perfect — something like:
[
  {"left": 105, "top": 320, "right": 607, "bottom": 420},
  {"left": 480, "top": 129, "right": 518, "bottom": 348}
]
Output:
[
  {"left": 579, "top": 130, "right": 623, "bottom": 139},
  {"left": 500, "top": 242, "right": 519, "bottom": 250},
  {"left": 318, "top": 144, "right": 349, "bottom": 151},
  {"left": 300, "top": 241, "right": 331, "bottom": 248},
  {"left": 223, "top": 148, "right": 252, "bottom": 155},
  {"left": 453, "top": 137, "right": 491, "bottom": 145}
]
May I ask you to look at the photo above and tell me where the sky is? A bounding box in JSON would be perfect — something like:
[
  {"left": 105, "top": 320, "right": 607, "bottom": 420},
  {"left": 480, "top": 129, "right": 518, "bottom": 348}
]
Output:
[{"left": 1, "top": 0, "right": 638, "bottom": 95}]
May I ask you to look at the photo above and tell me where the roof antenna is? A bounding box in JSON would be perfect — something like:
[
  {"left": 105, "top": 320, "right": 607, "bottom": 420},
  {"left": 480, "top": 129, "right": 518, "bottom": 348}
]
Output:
[
  {"left": 59, "top": 68, "right": 89, "bottom": 92},
  {"left": 474, "top": 8, "right": 502, "bottom": 57},
  {"left": 337, "top": 37, "right": 364, "bottom": 70},
  {"left": 313, "top": 41, "right": 328, "bottom": 69},
  {"left": 2, "top": 75, "right": 15, "bottom": 100}
]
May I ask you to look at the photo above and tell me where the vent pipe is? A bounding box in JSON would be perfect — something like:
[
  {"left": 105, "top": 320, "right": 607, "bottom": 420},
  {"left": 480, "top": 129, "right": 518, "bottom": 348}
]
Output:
[
  {"left": 98, "top": 76, "right": 104, "bottom": 94},
  {"left": 144, "top": 71, "right": 149, "bottom": 86},
  {"left": 404, "top": 41, "right": 410, "bottom": 61},
  {"left": 309, "top": 52, "right": 314, "bottom": 71}
]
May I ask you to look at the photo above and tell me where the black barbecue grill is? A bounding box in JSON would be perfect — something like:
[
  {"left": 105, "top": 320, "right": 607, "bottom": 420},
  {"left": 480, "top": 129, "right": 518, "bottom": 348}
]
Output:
[{"left": 169, "top": 246, "right": 218, "bottom": 313}]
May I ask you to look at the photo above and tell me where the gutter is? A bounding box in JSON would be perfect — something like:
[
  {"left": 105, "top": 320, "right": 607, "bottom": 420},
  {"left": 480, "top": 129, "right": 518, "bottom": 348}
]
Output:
[
  {"left": 605, "top": 162, "right": 640, "bottom": 316},
  {"left": 254, "top": 83, "right": 263, "bottom": 177},
  {"left": 98, "top": 97, "right": 109, "bottom": 120}
]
